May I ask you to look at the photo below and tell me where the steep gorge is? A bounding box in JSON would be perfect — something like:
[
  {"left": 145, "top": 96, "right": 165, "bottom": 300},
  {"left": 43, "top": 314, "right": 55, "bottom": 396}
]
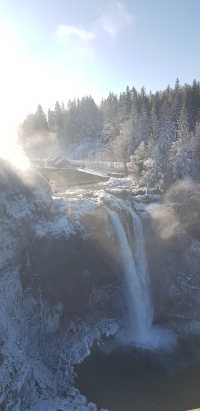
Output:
[{"left": 1, "top": 162, "right": 200, "bottom": 410}]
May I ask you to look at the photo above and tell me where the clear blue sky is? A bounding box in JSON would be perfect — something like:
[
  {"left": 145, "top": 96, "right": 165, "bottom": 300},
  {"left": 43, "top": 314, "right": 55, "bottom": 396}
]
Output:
[{"left": 0, "top": 0, "right": 200, "bottom": 118}]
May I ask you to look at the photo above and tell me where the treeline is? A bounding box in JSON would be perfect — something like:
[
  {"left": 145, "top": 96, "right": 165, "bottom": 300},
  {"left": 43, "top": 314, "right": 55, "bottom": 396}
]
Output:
[{"left": 20, "top": 79, "right": 200, "bottom": 188}]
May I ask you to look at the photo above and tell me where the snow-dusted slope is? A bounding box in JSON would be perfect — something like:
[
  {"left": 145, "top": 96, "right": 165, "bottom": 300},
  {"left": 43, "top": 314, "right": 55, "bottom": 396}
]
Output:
[{"left": 0, "top": 161, "right": 117, "bottom": 411}]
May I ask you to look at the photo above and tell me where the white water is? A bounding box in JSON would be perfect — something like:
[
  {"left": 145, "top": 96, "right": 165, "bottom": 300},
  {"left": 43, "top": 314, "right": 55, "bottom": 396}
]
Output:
[{"left": 107, "top": 205, "right": 176, "bottom": 350}]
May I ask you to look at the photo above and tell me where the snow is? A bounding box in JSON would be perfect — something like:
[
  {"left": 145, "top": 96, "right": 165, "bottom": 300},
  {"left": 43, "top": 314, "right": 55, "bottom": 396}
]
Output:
[
  {"left": 53, "top": 195, "right": 100, "bottom": 236},
  {"left": 78, "top": 167, "right": 108, "bottom": 178},
  {"left": 102, "top": 176, "right": 133, "bottom": 189},
  {"left": 3, "top": 194, "right": 33, "bottom": 219},
  {"left": 0, "top": 266, "right": 118, "bottom": 410},
  {"left": 64, "top": 197, "right": 97, "bottom": 220},
  {"left": 33, "top": 187, "right": 103, "bottom": 241},
  {"left": 34, "top": 215, "right": 75, "bottom": 239}
]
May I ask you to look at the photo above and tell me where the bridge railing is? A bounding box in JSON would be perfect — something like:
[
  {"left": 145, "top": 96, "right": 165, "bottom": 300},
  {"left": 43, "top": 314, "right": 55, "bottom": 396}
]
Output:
[
  {"left": 31, "top": 158, "right": 125, "bottom": 172},
  {"left": 69, "top": 160, "right": 125, "bottom": 171}
]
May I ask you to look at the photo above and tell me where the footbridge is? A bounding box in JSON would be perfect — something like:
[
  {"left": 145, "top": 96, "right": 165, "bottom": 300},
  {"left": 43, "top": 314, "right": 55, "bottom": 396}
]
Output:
[{"left": 32, "top": 158, "right": 127, "bottom": 190}]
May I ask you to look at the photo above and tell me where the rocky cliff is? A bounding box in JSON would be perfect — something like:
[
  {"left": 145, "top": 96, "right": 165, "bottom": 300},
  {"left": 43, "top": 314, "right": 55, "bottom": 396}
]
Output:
[{"left": 0, "top": 160, "right": 118, "bottom": 410}]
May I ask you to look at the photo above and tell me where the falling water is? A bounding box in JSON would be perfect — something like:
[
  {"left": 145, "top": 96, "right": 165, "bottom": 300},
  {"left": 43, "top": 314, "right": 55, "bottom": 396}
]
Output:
[
  {"left": 129, "top": 208, "right": 154, "bottom": 333},
  {"left": 107, "top": 204, "right": 176, "bottom": 349}
]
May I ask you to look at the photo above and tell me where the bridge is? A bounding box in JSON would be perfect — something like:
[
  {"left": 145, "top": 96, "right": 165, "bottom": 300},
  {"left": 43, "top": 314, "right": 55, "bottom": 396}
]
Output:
[
  {"left": 32, "top": 159, "right": 126, "bottom": 189},
  {"left": 36, "top": 166, "right": 110, "bottom": 189}
]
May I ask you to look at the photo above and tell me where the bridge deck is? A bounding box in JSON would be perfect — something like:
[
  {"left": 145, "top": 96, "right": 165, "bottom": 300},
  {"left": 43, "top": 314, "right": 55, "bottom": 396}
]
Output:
[{"left": 36, "top": 166, "right": 110, "bottom": 188}]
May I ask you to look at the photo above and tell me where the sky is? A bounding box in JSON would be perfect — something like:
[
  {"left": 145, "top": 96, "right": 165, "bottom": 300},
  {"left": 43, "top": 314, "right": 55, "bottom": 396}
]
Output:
[{"left": 0, "top": 0, "right": 200, "bottom": 126}]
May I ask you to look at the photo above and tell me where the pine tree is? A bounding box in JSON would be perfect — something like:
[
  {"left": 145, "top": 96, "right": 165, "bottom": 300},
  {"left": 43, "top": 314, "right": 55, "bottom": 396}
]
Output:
[
  {"left": 177, "top": 104, "right": 190, "bottom": 144},
  {"left": 48, "top": 109, "right": 56, "bottom": 131},
  {"left": 34, "top": 105, "right": 48, "bottom": 130},
  {"left": 20, "top": 79, "right": 200, "bottom": 187}
]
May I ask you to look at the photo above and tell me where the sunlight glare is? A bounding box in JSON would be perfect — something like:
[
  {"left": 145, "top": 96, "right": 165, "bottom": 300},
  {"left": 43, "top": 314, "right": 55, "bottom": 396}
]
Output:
[
  {"left": 0, "top": 22, "right": 30, "bottom": 171},
  {"left": 0, "top": 123, "right": 30, "bottom": 171}
]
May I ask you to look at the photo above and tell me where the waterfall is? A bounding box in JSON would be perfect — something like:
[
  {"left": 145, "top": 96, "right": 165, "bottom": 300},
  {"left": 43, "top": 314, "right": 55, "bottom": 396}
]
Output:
[
  {"left": 107, "top": 204, "right": 176, "bottom": 349},
  {"left": 107, "top": 207, "right": 152, "bottom": 343},
  {"left": 129, "top": 208, "right": 154, "bottom": 331}
]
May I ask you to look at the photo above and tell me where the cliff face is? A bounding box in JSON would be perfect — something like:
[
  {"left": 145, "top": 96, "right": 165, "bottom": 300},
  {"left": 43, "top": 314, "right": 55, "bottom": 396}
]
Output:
[{"left": 0, "top": 161, "right": 119, "bottom": 411}]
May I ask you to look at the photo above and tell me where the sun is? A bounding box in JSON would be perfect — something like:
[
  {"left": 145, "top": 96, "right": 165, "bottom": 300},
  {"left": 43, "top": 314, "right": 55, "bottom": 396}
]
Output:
[
  {"left": 1, "top": 143, "right": 30, "bottom": 171},
  {"left": 0, "top": 122, "right": 30, "bottom": 171}
]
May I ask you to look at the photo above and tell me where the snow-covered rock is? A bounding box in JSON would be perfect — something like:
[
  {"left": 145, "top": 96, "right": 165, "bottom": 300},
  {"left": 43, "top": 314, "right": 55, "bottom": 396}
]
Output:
[{"left": 0, "top": 161, "right": 119, "bottom": 411}]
